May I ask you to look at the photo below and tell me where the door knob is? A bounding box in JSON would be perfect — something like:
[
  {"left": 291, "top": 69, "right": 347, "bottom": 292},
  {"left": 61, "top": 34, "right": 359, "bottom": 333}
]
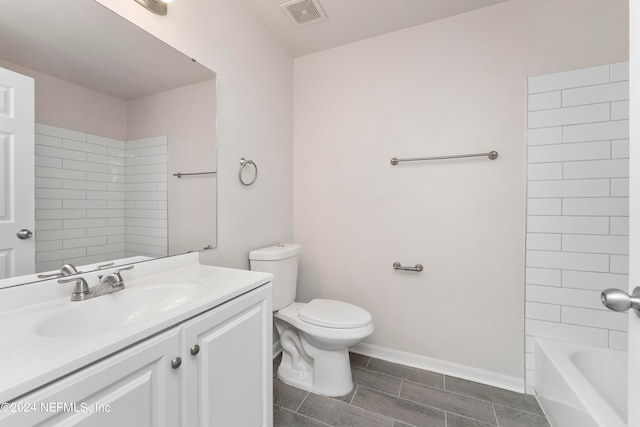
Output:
[
  {"left": 16, "top": 229, "right": 32, "bottom": 240},
  {"left": 601, "top": 287, "right": 640, "bottom": 317}
]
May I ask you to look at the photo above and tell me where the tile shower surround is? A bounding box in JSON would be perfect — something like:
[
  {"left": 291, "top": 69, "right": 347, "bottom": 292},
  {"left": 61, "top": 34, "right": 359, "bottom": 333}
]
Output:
[
  {"left": 34, "top": 124, "right": 167, "bottom": 272},
  {"left": 273, "top": 353, "right": 550, "bottom": 427},
  {"left": 525, "top": 62, "right": 629, "bottom": 393}
]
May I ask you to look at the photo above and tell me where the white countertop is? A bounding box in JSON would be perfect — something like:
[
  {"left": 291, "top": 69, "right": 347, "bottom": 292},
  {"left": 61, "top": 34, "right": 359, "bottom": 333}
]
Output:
[{"left": 0, "top": 254, "right": 272, "bottom": 403}]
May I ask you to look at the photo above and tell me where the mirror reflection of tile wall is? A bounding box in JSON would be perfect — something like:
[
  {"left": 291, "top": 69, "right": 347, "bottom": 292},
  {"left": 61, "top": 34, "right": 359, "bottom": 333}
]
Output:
[
  {"left": 34, "top": 124, "right": 167, "bottom": 273},
  {"left": 124, "top": 136, "right": 168, "bottom": 258}
]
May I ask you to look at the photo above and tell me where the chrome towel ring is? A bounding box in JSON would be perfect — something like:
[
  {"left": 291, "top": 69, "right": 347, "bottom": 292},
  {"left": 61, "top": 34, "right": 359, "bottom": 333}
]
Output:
[{"left": 239, "top": 158, "right": 258, "bottom": 186}]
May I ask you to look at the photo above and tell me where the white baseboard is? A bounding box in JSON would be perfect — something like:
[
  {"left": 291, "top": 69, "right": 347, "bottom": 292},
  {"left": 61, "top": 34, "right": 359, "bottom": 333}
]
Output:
[
  {"left": 273, "top": 340, "right": 282, "bottom": 359},
  {"left": 350, "top": 342, "right": 525, "bottom": 393},
  {"left": 273, "top": 339, "right": 524, "bottom": 393}
]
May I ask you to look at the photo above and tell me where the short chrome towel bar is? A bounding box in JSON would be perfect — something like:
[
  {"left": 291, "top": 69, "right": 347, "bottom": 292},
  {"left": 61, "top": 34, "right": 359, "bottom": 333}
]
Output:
[
  {"left": 391, "top": 151, "right": 498, "bottom": 166},
  {"left": 393, "top": 262, "right": 423, "bottom": 272}
]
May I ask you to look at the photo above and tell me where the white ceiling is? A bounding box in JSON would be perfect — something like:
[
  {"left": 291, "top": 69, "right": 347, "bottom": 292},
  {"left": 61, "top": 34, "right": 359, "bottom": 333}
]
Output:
[
  {"left": 0, "top": 0, "right": 215, "bottom": 100},
  {"left": 242, "top": 0, "right": 512, "bottom": 57}
]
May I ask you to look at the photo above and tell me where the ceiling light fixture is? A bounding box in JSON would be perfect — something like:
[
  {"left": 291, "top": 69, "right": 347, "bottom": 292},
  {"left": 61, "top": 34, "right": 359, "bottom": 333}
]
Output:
[{"left": 134, "top": 0, "right": 170, "bottom": 15}]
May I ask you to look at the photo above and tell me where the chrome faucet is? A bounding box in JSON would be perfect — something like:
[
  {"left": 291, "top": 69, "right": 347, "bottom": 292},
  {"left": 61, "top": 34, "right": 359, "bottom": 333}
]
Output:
[{"left": 58, "top": 265, "right": 134, "bottom": 301}]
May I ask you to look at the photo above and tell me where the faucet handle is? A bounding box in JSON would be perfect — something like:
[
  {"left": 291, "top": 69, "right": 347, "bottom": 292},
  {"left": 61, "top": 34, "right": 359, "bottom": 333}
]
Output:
[
  {"left": 115, "top": 265, "right": 134, "bottom": 276},
  {"left": 100, "top": 265, "right": 135, "bottom": 289},
  {"left": 57, "top": 277, "right": 90, "bottom": 300},
  {"left": 93, "top": 262, "right": 114, "bottom": 271},
  {"left": 38, "top": 263, "right": 79, "bottom": 279},
  {"left": 114, "top": 265, "right": 134, "bottom": 285},
  {"left": 37, "top": 271, "right": 64, "bottom": 279},
  {"left": 60, "top": 264, "right": 79, "bottom": 275}
]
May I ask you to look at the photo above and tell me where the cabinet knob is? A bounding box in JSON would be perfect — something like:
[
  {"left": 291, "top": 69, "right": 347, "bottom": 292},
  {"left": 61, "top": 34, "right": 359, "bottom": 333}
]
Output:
[
  {"left": 190, "top": 344, "right": 200, "bottom": 356},
  {"left": 171, "top": 357, "right": 182, "bottom": 369}
]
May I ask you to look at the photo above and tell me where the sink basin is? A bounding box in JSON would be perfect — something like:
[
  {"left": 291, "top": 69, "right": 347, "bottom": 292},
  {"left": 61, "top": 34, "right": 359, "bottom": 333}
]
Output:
[{"left": 36, "top": 283, "right": 200, "bottom": 337}]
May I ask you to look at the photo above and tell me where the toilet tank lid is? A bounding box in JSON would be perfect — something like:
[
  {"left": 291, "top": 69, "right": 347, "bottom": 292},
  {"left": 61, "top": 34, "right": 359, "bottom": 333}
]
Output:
[{"left": 249, "top": 243, "right": 301, "bottom": 261}]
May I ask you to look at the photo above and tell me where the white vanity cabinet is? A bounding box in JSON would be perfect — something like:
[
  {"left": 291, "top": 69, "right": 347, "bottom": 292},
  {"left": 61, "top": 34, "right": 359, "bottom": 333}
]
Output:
[
  {"left": 182, "top": 283, "right": 273, "bottom": 426},
  {"left": 1, "top": 283, "right": 272, "bottom": 427},
  {"left": 0, "top": 328, "right": 182, "bottom": 427}
]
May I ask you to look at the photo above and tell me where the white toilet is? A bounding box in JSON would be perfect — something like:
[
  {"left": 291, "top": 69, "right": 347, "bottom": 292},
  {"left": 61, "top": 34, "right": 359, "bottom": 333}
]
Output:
[{"left": 249, "top": 243, "right": 374, "bottom": 396}]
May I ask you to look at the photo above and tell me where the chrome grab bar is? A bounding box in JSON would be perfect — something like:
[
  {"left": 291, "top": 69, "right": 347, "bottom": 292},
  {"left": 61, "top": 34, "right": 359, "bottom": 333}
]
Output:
[
  {"left": 393, "top": 262, "right": 423, "bottom": 272},
  {"left": 391, "top": 151, "right": 498, "bottom": 166}
]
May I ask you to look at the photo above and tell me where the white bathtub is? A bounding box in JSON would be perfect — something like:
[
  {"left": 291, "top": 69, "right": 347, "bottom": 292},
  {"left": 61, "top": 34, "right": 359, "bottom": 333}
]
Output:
[{"left": 535, "top": 338, "right": 627, "bottom": 427}]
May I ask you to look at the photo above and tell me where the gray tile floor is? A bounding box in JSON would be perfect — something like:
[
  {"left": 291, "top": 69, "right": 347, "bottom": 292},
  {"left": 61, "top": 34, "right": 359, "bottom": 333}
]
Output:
[{"left": 273, "top": 353, "right": 550, "bottom": 427}]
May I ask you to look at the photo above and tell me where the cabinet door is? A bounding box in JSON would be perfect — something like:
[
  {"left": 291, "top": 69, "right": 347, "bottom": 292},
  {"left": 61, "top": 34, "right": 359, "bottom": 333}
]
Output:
[
  {"left": 0, "top": 328, "right": 181, "bottom": 427},
  {"left": 182, "top": 285, "right": 272, "bottom": 427}
]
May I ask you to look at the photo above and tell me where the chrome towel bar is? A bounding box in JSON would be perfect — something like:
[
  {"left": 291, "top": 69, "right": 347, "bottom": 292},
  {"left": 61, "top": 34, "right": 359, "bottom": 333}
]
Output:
[
  {"left": 390, "top": 151, "right": 498, "bottom": 166},
  {"left": 393, "top": 262, "right": 423, "bottom": 272},
  {"left": 173, "top": 171, "right": 217, "bottom": 178}
]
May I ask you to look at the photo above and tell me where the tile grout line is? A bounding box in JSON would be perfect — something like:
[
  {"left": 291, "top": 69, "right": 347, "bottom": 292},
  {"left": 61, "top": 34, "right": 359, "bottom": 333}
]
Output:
[
  {"left": 294, "top": 391, "right": 310, "bottom": 413},
  {"left": 350, "top": 356, "right": 549, "bottom": 420},
  {"left": 348, "top": 385, "right": 359, "bottom": 405},
  {"left": 354, "top": 365, "right": 423, "bottom": 388},
  {"left": 358, "top": 359, "right": 544, "bottom": 416},
  {"left": 364, "top": 356, "right": 371, "bottom": 369},
  {"left": 277, "top": 405, "right": 334, "bottom": 427},
  {"left": 492, "top": 403, "right": 500, "bottom": 427},
  {"left": 357, "top": 363, "right": 445, "bottom": 390},
  {"left": 357, "top": 383, "right": 491, "bottom": 427},
  {"left": 492, "top": 402, "right": 549, "bottom": 418},
  {"left": 448, "top": 412, "right": 497, "bottom": 427},
  {"left": 407, "top": 377, "right": 546, "bottom": 418}
]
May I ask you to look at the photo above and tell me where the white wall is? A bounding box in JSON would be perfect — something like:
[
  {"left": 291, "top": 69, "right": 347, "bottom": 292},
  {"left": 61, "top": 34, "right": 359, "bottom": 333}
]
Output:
[
  {"left": 96, "top": 0, "right": 294, "bottom": 269},
  {"left": 127, "top": 80, "right": 216, "bottom": 255},
  {"left": 525, "top": 63, "right": 629, "bottom": 393},
  {"left": 0, "top": 60, "right": 127, "bottom": 140},
  {"left": 293, "top": 0, "right": 628, "bottom": 381}
]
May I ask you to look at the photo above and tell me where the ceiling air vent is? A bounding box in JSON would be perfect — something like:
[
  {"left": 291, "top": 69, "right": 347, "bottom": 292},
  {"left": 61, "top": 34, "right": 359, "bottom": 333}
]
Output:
[{"left": 281, "top": 0, "right": 327, "bottom": 27}]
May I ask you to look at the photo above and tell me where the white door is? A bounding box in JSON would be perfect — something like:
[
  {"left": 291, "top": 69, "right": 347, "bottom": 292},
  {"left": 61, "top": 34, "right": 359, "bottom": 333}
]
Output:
[
  {"left": 629, "top": 2, "right": 639, "bottom": 426},
  {"left": 0, "top": 66, "right": 34, "bottom": 279}
]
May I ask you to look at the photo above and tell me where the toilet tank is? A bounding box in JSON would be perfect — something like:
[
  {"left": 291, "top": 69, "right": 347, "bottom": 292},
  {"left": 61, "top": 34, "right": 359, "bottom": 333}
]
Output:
[{"left": 249, "top": 243, "right": 301, "bottom": 311}]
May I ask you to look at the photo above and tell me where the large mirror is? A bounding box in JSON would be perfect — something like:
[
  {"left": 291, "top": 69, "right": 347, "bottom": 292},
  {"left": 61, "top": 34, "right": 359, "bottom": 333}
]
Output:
[{"left": 0, "top": 0, "right": 217, "bottom": 282}]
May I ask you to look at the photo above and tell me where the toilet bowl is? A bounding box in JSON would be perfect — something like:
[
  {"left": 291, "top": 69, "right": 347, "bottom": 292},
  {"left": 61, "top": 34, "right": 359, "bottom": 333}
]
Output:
[
  {"left": 275, "top": 300, "right": 374, "bottom": 396},
  {"left": 249, "top": 244, "right": 374, "bottom": 396}
]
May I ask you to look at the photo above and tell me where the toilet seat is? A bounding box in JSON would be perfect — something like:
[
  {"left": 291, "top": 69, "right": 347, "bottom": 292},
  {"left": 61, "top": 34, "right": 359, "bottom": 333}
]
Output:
[
  {"left": 275, "top": 302, "right": 374, "bottom": 344},
  {"left": 298, "top": 299, "right": 372, "bottom": 329}
]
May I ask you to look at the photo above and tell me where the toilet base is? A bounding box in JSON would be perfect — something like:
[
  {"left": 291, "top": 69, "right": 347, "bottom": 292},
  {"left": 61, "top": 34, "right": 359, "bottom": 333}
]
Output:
[{"left": 276, "top": 326, "right": 354, "bottom": 396}]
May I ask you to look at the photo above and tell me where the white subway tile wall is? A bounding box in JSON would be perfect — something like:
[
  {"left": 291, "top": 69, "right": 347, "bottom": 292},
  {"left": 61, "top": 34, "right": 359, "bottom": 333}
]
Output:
[
  {"left": 124, "top": 137, "right": 168, "bottom": 258},
  {"left": 34, "top": 125, "right": 167, "bottom": 272},
  {"left": 525, "top": 62, "right": 629, "bottom": 394}
]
